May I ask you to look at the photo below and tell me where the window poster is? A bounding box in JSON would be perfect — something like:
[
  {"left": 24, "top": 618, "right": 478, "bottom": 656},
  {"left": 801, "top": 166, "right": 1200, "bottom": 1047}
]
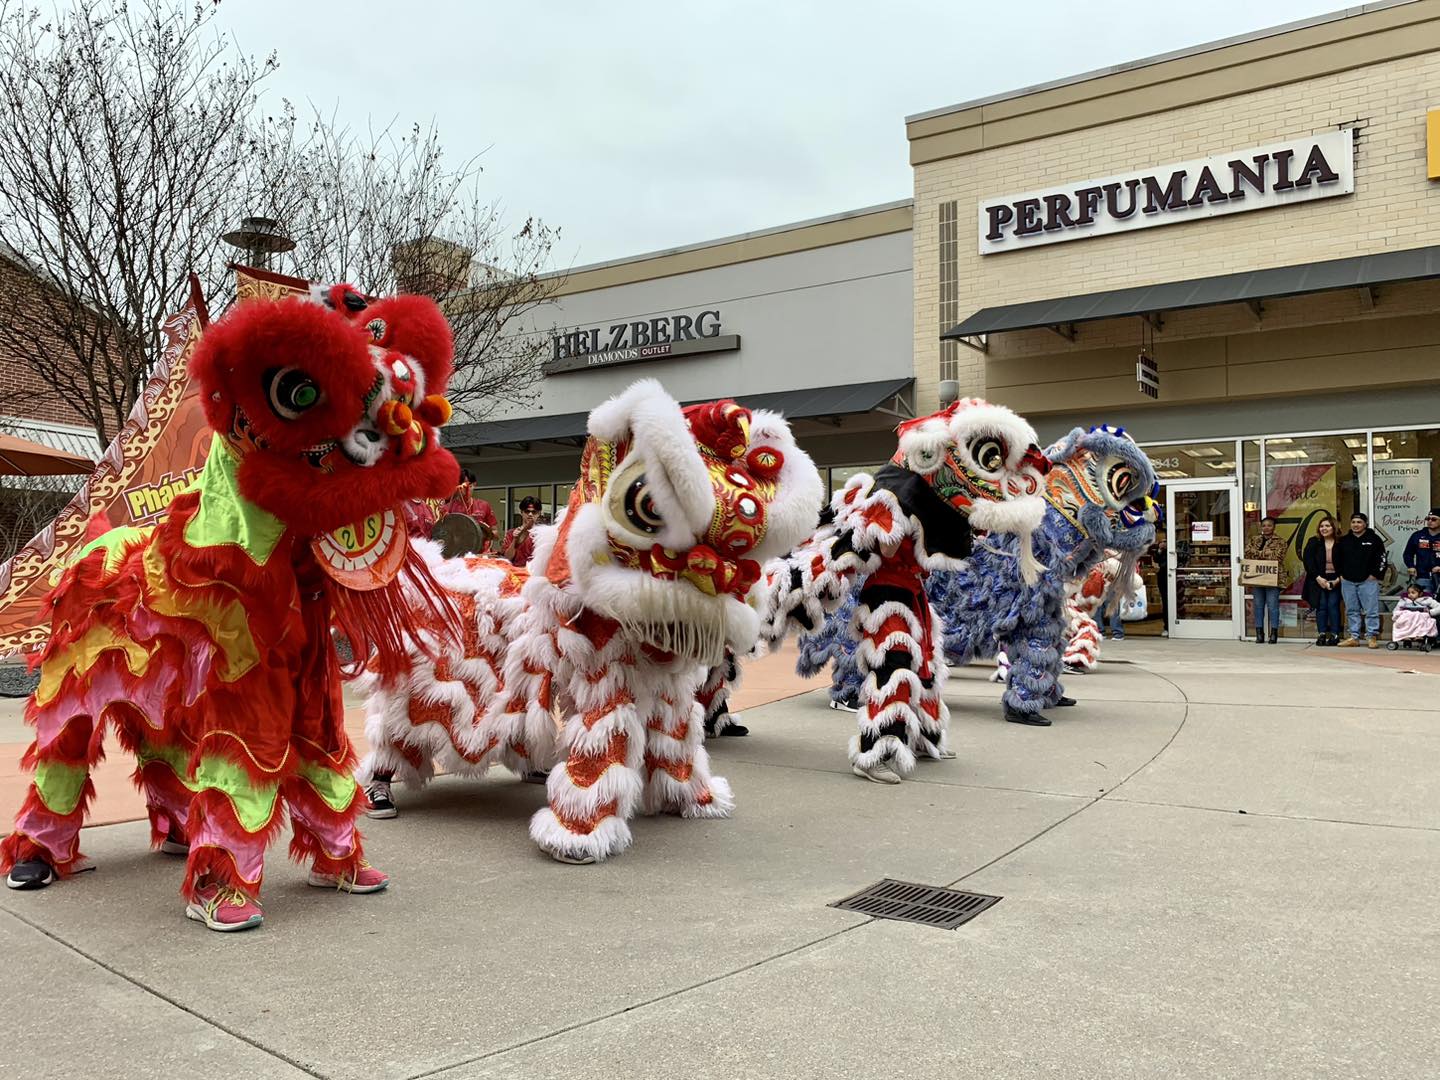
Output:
[
  {"left": 1266, "top": 462, "right": 1338, "bottom": 598},
  {"left": 1359, "top": 458, "right": 1433, "bottom": 594}
]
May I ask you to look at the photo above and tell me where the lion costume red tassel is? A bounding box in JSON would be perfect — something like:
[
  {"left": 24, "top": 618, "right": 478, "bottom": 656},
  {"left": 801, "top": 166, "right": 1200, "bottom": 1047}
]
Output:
[{"left": 1, "top": 285, "right": 459, "bottom": 931}]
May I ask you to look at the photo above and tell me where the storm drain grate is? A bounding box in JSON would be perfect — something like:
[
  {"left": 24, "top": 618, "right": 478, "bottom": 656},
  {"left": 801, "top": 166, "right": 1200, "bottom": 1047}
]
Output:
[{"left": 830, "top": 879, "right": 1001, "bottom": 930}]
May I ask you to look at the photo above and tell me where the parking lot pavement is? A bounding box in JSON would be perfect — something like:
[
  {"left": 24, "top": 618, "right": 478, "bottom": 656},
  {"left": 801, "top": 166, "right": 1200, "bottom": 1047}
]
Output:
[{"left": 2, "top": 640, "right": 1436, "bottom": 1079}]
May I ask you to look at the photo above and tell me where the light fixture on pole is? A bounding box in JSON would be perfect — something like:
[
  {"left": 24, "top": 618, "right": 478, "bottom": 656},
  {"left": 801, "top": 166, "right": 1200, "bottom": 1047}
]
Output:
[{"left": 221, "top": 216, "right": 295, "bottom": 270}]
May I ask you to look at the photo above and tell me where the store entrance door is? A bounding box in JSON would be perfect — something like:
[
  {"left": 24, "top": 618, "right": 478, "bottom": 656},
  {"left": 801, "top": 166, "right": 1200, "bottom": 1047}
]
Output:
[{"left": 1166, "top": 481, "right": 1241, "bottom": 640}]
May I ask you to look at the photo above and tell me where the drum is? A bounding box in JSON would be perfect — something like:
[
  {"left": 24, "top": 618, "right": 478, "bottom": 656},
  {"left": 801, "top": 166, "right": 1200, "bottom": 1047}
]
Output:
[{"left": 431, "top": 513, "right": 489, "bottom": 559}]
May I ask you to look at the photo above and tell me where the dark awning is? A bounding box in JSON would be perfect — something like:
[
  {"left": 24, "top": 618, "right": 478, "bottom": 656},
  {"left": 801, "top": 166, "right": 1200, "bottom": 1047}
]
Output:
[
  {"left": 944, "top": 244, "right": 1440, "bottom": 339},
  {"left": 447, "top": 377, "right": 914, "bottom": 449}
]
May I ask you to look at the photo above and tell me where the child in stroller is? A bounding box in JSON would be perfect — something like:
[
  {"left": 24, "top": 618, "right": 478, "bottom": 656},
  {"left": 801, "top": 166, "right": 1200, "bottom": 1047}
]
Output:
[{"left": 1388, "top": 582, "right": 1440, "bottom": 652}]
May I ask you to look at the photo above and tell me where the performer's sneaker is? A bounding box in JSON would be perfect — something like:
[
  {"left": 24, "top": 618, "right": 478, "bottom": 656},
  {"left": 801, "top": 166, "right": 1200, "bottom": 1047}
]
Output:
[
  {"left": 308, "top": 862, "right": 390, "bottom": 894},
  {"left": 851, "top": 761, "right": 902, "bottom": 784},
  {"left": 1005, "top": 706, "right": 1052, "bottom": 727},
  {"left": 1054, "top": 696, "right": 1077, "bottom": 707},
  {"left": 828, "top": 696, "right": 860, "bottom": 713},
  {"left": 551, "top": 850, "right": 598, "bottom": 865},
  {"left": 185, "top": 883, "right": 263, "bottom": 932},
  {"left": 364, "top": 781, "right": 398, "bottom": 819},
  {"left": 160, "top": 829, "right": 189, "bottom": 856},
  {"left": 5, "top": 855, "right": 93, "bottom": 890},
  {"left": 519, "top": 770, "right": 550, "bottom": 785},
  {"left": 715, "top": 723, "right": 750, "bottom": 736}
]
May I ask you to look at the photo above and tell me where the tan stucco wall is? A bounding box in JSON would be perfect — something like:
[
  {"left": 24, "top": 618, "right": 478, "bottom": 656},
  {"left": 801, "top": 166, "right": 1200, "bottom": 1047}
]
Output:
[{"left": 910, "top": 2, "right": 1440, "bottom": 416}]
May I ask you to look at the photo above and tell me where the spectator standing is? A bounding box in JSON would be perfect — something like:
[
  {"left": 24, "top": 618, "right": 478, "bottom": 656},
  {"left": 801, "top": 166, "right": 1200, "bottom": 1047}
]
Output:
[
  {"left": 1244, "top": 516, "right": 1290, "bottom": 644},
  {"left": 1334, "top": 512, "right": 1387, "bottom": 648},
  {"left": 1301, "top": 514, "right": 1343, "bottom": 646},
  {"left": 501, "top": 495, "right": 543, "bottom": 567},
  {"left": 1402, "top": 508, "right": 1440, "bottom": 594}
]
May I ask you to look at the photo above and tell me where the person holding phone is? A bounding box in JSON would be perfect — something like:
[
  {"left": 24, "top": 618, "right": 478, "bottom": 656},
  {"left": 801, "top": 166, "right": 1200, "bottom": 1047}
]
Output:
[{"left": 501, "top": 495, "right": 542, "bottom": 567}]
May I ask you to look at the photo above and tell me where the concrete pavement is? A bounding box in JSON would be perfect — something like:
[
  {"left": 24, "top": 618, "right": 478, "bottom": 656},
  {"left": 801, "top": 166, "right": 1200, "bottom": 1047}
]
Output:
[{"left": 2, "top": 640, "right": 1436, "bottom": 1079}]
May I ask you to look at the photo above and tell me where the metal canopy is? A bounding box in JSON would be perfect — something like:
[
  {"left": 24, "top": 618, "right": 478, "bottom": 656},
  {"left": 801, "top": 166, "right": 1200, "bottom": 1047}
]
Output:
[
  {"left": 944, "top": 244, "right": 1440, "bottom": 340},
  {"left": 447, "top": 377, "right": 915, "bottom": 449}
]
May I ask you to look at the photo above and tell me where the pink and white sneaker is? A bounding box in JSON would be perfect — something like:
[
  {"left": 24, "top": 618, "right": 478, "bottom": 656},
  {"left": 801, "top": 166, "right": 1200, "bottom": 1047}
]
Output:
[
  {"left": 185, "top": 882, "right": 264, "bottom": 932},
  {"left": 307, "top": 862, "right": 389, "bottom": 894}
]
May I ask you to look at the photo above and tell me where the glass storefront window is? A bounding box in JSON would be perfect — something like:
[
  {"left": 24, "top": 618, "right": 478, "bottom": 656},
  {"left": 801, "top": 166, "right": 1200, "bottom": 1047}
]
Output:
[
  {"left": 1143, "top": 440, "right": 1239, "bottom": 482},
  {"left": 1241, "top": 440, "right": 1262, "bottom": 536},
  {"left": 1264, "top": 434, "right": 1365, "bottom": 639},
  {"left": 1369, "top": 429, "right": 1440, "bottom": 601},
  {"left": 829, "top": 464, "right": 882, "bottom": 495},
  {"left": 552, "top": 483, "right": 575, "bottom": 525}
]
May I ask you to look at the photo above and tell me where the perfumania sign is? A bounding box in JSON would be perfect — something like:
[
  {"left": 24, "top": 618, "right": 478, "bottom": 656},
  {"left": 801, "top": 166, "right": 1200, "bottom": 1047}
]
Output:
[
  {"left": 978, "top": 130, "right": 1355, "bottom": 255},
  {"left": 543, "top": 309, "right": 740, "bottom": 376}
]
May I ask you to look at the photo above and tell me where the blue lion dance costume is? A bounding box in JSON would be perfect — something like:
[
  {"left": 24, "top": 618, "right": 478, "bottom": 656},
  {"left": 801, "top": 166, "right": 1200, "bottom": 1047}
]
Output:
[{"left": 803, "top": 425, "right": 1159, "bottom": 727}]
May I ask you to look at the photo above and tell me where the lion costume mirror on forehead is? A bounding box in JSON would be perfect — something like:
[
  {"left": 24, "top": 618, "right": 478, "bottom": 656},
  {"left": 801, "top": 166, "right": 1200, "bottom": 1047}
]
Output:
[{"left": 358, "top": 378, "right": 825, "bottom": 865}]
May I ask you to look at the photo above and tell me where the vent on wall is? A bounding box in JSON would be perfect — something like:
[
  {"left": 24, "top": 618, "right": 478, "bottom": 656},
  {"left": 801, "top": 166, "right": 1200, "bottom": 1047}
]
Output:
[
  {"left": 938, "top": 200, "right": 959, "bottom": 384},
  {"left": 831, "top": 878, "right": 1001, "bottom": 930}
]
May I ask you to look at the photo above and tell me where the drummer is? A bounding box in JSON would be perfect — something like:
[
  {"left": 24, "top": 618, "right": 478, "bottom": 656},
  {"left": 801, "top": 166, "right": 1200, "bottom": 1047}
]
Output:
[
  {"left": 443, "top": 470, "right": 499, "bottom": 552},
  {"left": 501, "top": 495, "right": 543, "bottom": 567}
]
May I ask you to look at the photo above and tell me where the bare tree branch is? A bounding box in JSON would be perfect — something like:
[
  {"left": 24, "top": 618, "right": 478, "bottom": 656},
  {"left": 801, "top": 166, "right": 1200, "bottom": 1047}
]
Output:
[{"left": 0, "top": 0, "right": 559, "bottom": 443}]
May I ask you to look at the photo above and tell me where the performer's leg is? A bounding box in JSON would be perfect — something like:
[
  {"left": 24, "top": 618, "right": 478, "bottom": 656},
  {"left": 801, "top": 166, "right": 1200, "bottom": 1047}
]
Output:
[
  {"left": 286, "top": 753, "right": 385, "bottom": 893},
  {"left": 180, "top": 759, "right": 280, "bottom": 931},
  {"left": 912, "top": 594, "right": 952, "bottom": 761},
  {"left": 1002, "top": 594, "right": 1066, "bottom": 723},
  {"left": 133, "top": 741, "right": 194, "bottom": 854},
  {"left": 530, "top": 676, "right": 646, "bottom": 864},
  {"left": 851, "top": 581, "right": 928, "bottom": 782},
  {"left": 829, "top": 630, "right": 864, "bottom": 710},
  {"left": 699, "top": 650, "right": 747, "bottom": 737},
  {"left": 2, "top": 713, "right": 102, "bottom": 888},
  {"left": 645, "top": 692, "right": 733, "bottom": 818}
]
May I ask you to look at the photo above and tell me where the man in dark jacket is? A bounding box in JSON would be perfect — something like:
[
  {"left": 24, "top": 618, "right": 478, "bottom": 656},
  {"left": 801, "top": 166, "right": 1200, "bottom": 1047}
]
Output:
[
  {"left": 1334, "top": 512, "right": 1387, "bottom": 648},
  {"left": 1402, "top": 508, "right": 1440, "bottom": 594}
]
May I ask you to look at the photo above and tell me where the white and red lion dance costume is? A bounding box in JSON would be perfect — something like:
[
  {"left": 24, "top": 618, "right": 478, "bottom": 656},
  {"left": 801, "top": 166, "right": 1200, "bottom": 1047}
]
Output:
[{"left": 359, "top": 380, "right": 822, "bottom": 863}]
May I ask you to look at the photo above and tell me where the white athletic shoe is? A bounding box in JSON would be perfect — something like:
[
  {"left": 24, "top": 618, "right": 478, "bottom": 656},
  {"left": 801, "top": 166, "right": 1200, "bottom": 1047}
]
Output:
[
  {"left": 851, "top": 762, "right": 902, "bottom": 785},
  {"left": 550, "top": 850, "right": 597, "bottom": 865}
]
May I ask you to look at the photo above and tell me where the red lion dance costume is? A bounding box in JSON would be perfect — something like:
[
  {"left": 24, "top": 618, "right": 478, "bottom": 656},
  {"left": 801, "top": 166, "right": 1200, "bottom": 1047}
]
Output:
[
  {"left": 1, "top": 285, "right": 460, "bottom": 932},
  {"left": 359, "top": 379, "right": 823, "bottom": 863}
]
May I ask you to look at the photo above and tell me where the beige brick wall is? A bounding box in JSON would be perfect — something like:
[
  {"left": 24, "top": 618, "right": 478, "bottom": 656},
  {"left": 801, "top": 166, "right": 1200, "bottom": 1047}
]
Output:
[{"left": 911, "top": 49, "right": 1440, "bottom": 414}]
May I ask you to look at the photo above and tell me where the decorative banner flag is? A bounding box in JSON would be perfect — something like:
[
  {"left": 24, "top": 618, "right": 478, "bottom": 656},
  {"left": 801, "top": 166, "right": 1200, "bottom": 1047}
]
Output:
[{"left": 0, "top": 265, "right": 309, "bottom": 655}]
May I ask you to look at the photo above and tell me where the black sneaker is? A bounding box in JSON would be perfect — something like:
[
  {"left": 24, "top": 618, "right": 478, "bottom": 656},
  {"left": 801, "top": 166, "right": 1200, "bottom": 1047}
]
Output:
[
  {"left": 716, "top": 723, "right": 749, "bottom": 736},
  {"left": 1004, "top": 706, "right": 1052, "bottom": 727},
  {"left": 6, "top": 857, "right": 66, "bottom": 890},
  {"left": 1054, "top": 696, "right": 1077, "bottom": 707},
  {"left": 364, "top": 781, "right": 398, "bottom": 819},
  {"left": 828, "top": 696, "right": 860, "bottom": 713}
]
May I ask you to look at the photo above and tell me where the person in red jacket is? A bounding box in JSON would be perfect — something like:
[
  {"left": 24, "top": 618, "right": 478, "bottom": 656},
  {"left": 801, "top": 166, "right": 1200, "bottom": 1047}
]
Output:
[
  {"left": 500, "top": 495, "right": 542, "bottom": 567},
  {"left": 443, "top": 470, "right": 498, "bottom": 551}
]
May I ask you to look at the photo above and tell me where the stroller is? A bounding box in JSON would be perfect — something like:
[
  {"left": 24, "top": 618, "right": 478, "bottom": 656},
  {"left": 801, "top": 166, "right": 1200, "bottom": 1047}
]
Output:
[{"left": 1387, "top": 591, "right": 1439, "bottom": 653}]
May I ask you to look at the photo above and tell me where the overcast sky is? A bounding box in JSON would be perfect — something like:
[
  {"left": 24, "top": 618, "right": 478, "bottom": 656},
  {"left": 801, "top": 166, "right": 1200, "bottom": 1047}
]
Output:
[{"left": 218, "top": 0, "right": 1349, "bottom": 270}]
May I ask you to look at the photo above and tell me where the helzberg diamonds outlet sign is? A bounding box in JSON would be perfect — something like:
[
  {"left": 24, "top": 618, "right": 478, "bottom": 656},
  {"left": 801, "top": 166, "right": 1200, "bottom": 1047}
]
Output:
[{"left": 978, "top": 130, "right": 1355, "bottom": 255}]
